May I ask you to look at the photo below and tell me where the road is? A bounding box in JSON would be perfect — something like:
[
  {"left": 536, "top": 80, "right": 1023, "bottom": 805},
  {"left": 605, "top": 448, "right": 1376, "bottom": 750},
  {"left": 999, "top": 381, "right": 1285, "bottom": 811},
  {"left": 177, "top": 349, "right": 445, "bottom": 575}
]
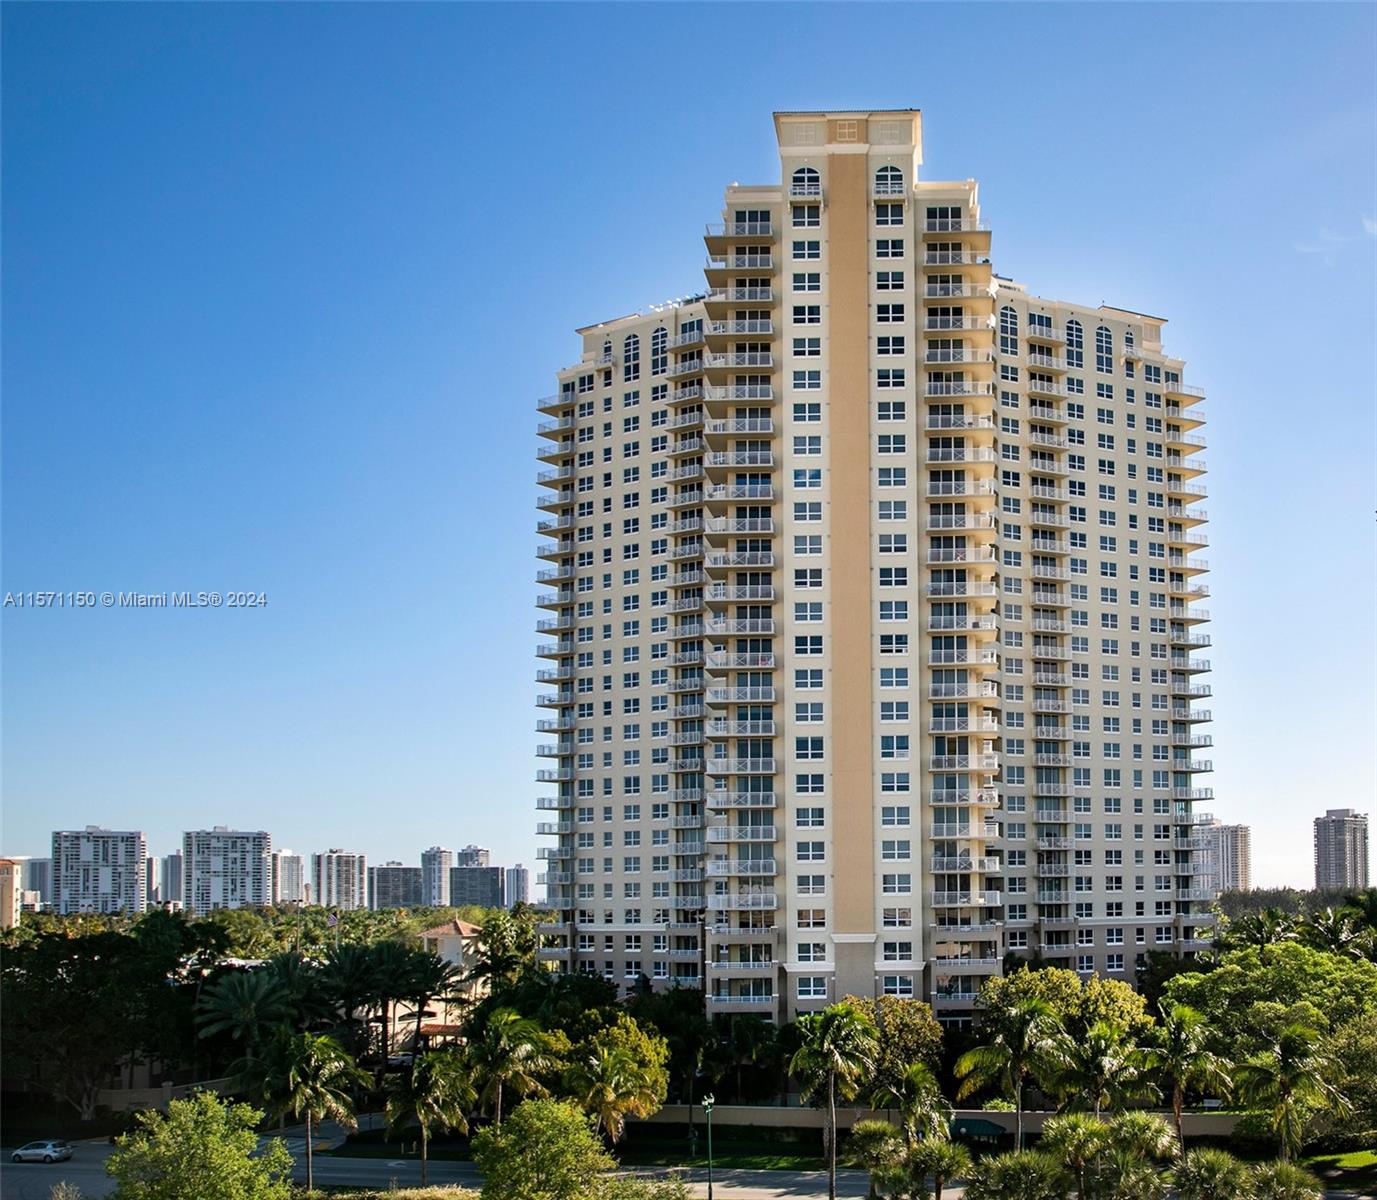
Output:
[
  {"left": 2, "top": 1144, "right": 1362, "bottom": 1200},
  {"left": 0, "top": 1142, "right": 887, "bottom": 1199}
]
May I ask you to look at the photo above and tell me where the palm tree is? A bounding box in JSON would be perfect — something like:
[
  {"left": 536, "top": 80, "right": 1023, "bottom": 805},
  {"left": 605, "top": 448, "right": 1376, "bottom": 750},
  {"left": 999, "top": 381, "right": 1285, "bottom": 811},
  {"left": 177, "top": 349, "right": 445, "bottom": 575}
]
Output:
[
  {"left": 367, "top": 941, "right": 417, "bottom": 1058},
  {"left": 321, "top": 944, "right": 378, "bottom": 1053},
  {"left": 1225, "top": 908, "right": 1298, "bottom": 950},
  {"left": 1093, "top": 1143, "right": 1169, "bottom": 1200},
  {"left": 727, "top": 1014, "right": 775, "bottom": 1099},
  {"left": 280, "top": 1032, "right": 370, "bottom": 1192},
  {"left": 788, "top": 1000, "right": 880, "bottom": 1200},
  {"left": 1174, "top": 1147, "right": 1256, "bottom": 1200},
  {"left": 466, "top": 1006, "right": 549, "bottom": 1126},
  {"left": 1250, "top": 1160, "right": 1323, "bottom": 1200},
  {"left": 1040, "top": 1112, "right": 1111, "bottom": 1200},
  {"left": 962, "top": 1149, "right": 1066, "bottom": 1200},
  {"left": 1235, "top": 1022, "right": 1351, "bottom": 1160},
  {"left": 403, "top": 950, "right": 464, "bottom": 1055},
  {"left": 909, "top": 1138, "right": 971, "bottom": 1200},
  {"left": 869, "top": 1060, "right": 951, "bottom": 1149},
  {"left": 1146, "top": 1003, "right": 1231, "bottom": 1150},
  {"left": 1303, "top": 906, "right": 1373, "bottom": 960},
  {"left": 195, "top": 969, "right": 292, "bottom": 1051},
  {"left": 262, "top": 953, "right": 332, "bottom": 1032},
  {"left": 564, "top": 1044, "right": 661, "bottom": 1144},
  {"left": 1105, "top": 1110, "right": 1177, "bottom": 1164},
  {"left": 954, "top": 996, "right": 1064, "bottom": 1151},
  {"left": 1047, "top": 1020, "right": 1155, "bottom": 1116},
  {"left": 842, "top": 1118, "right": 903, "bottom": 1200},
  {"left": 385, "top": 1048, "right": 475, "bottom": 1186}
]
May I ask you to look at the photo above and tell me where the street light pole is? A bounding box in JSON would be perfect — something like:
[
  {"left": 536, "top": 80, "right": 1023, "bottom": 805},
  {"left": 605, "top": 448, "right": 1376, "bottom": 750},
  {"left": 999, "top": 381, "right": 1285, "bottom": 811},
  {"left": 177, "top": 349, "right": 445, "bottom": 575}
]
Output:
[{"left": 702, "top": 1093, "right": 715, "bottom": 1200}]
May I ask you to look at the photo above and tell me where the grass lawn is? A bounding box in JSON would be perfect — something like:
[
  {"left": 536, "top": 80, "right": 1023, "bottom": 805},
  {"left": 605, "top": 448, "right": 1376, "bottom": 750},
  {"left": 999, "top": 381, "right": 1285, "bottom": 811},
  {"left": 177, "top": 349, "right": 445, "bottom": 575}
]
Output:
[{"left": 1304, "top": 1148, "right": 1377, "bottom": 1192}]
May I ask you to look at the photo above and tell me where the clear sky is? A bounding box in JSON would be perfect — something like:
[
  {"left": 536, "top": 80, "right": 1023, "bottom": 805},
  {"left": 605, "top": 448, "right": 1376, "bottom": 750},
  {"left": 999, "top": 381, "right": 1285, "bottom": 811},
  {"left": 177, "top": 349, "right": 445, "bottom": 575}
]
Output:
[{"left": 2, "top": 3, "right": 1374, "bottom": 888}]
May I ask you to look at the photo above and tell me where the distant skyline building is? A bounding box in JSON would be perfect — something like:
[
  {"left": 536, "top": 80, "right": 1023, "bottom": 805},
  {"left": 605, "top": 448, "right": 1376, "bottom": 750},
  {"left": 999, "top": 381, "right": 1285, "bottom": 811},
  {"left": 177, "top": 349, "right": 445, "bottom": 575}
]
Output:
[
  {"left": 455, "top": 845, "right": 490, "bottom": 868},
  {"left": 0, "top": 859, "right": 21, "bottom": 928},
  {"left": 421, "top": 846, "right": 453, "bottom": 907},
  {"left": 368, "top": 862, "right": 423, "bottom": 910},
  {"left": 507, "top": 862, "right": 531, "bottom": 907},
  {"left": 313, "top": 849, "right": 367, "bottom": 910},
  {"left": 1314, "top": 809, "right": 1369, "bottom": 890},
  {"left": 182, "top": 827, "right": 271, "bottom": 916},
  {"left": 145, "top": 855, "right": 160, "bottom": 907},
  {"left": 271, "top": 851, "right": 306, "bottom": 905},
  {"left": 160, "top": 853, "right": 184, "bottom": 909},
  {"left": 52, "top": 827, "right": 147, "bottom": 915},
  {"left": 450, "top": 864, "right": 505, "bottom": 908},
  {"left": 1197, "top": 817, "right": 1251, "bottom": 894}
]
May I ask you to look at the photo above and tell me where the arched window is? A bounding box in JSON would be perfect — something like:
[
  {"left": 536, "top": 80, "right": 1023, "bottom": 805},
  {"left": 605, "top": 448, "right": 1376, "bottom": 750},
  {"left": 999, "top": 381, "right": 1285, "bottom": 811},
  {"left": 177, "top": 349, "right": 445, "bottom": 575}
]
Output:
[
  {"left": 1065, "top": 319, "right": 1084, "bottom": 369},
  {"left": 999, "top": 305, "right": 1019, "bottom": 356},
  {"left": 791, "top": 166, "right": 821, "bottom": 197},
  {"left": 1095, "top": 325, "right": 1113, "bottom": 374},
  {"left": 650, "top": 327, "right": 667, "bottom": 377},
  {"left": 875, "top": 165, "right": 904, "bottom": 196},
  {"left": 601, "top": 339, "right": 613, "bottom": 367},
  {"left": 623, "top": 333, "right": 641, "bottom": 383}
]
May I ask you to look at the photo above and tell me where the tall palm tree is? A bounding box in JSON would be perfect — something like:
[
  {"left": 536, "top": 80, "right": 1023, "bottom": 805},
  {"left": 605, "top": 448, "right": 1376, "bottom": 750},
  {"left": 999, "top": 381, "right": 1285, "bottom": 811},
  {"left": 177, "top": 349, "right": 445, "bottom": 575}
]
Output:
[
  {"left": 466, "top": 1006, "right": 549, "bottom": 1126},
  {"left": 1303, "top": 906, "right": 1373, "bottom": 961},
  {"left": 194, "top": 969, "right": 292, "bottom": 1052},
  {"left": 1146, "top": 1003, "right": 1231, "bottom": 1150},
  {"left": 280, "top": 1032, "right": 370, "bottom": 1191},
  {"left": 367, "top": 941, "right": 417, "bottom": 1058},
  {"left": 869, "top": 1060, "right": 951, "bottom": 1149},
  {"left": 1039, "top": 1112, "right": 1111, "bottom": 1200},
  {"left": 788, "top": 1000, "right": 879, "bottom": 1200},
  {"left": 1046, "top": 1020, "right": 1155, "bottom": 1117},
  {"left": 321, "top": 944, "right": 378, "bottom": 1053},
  {"left": 1093, "top": 1143, "right": 1169, "bottom": 1200},
  {"left": 564, "top": 1044, "right": 661, "bottom": 1144},
  {"left": 1235, "top": 1023, "right": 1351, "bottom": 1160},
  {"left": 909, "top": 1138, "right": 972, "bottom": 1200},
  {"left": 955, "top": 996, "right": 1065, "bottom": 1151},
  {"left": 1173, "top": 1147, "right": 1255, "bottom": 1200},
  {"left": 262, "top": 953, "right": 332, "bottom": 1032},
  {"left": 384, "top": 1048, "right": 475, "bottom": 1186},
  {"left": 403, "top": 950, "right": 464, "bottom": 1055},
  {"left": 1226, "top": 908, "right": 1298, "bottom": 950}
]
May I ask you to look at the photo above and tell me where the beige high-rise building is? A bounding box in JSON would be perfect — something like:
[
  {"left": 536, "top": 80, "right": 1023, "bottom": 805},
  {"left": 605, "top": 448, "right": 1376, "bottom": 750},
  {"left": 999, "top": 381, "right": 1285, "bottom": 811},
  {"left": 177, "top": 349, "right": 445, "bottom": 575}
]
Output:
[
  {"left": 1314, "top": 809, "right": 1369, "bottom": 890},
  {"left": 1197, "top": 817, "right": 1251, "bottom": 893},
  {"left": 535, "top": 110, "right": 1213, "bottom": 1023},
  {"left": 0, "top": 859, "right": 21, "bottom": 929},
  {"left": 312, "top": 849, "right": 368, "bottom": 911}
]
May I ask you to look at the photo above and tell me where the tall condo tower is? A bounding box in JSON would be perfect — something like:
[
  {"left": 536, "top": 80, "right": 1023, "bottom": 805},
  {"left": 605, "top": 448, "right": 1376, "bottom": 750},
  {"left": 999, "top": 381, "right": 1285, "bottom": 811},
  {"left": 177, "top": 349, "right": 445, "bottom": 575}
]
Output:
[{"left": 535, "top": 110, "right": 1213, "bottom": 1023}]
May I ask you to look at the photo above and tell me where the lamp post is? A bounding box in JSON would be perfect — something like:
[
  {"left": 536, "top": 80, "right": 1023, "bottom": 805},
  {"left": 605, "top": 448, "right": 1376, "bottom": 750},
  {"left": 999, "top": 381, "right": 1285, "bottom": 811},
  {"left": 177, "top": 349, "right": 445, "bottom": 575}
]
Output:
[{"left": 701, "top": 1093, "right": 715, "bottom": 1200}]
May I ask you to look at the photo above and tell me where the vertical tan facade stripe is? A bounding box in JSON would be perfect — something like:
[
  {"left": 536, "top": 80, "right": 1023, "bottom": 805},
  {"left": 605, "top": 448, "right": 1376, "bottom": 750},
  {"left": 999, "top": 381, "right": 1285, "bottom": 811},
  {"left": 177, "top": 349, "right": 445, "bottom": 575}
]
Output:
[{"left": 825, "top": 150, "right": 876, "bottom": 937}]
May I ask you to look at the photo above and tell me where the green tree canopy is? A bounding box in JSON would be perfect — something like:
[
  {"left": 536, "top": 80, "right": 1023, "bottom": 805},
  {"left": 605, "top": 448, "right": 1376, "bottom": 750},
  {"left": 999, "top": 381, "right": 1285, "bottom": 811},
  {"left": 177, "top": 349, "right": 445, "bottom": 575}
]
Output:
[
  {"left": 842, "top": 994, "right": 943, "bottom": 1098},
  {"left": 470, "top": 1097, "right": 615, "bottom": 1200},
  {"left": 105, "top": 1092, "right": 292, "bottom": 1200},
  {"left": 980, "top": 965, "right": 1152, "bottom": 1040},
  {"left": 1163, "top": 943, "right": 1377, "bottom": 1052}
]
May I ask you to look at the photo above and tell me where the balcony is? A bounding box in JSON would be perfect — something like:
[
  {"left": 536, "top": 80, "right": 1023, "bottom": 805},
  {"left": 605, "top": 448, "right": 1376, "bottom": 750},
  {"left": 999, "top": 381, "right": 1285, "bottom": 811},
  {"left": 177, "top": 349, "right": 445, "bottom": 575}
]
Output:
[
  {"left": 707, "top": 992, "right": 777, "bottom": 1008},
  {"left": 707, "top": 859, "right": 777, "bottom": 878},
  {"left": 927, "top": 615, "right": 998, "bottom": 634},
  {"left": 932, "top": 856, "right": 1001, "bottom": 873},
  {"left": 707, "top": 758, "right": 777, "bottom": 775},
  {"left": 924, "top": 381, "right": 997, "bottom": 399},
  {"left": 707, "top": 791, "right": 778, "bottom": 810},
  {"left": 535, "top": 795, "right": 573, "bottom": 811},
  {"left": 707, "top": 319, "right": 774, "bottom": 339},
  {"left": 703, "top": 384, "right": 774, "bottom": 403},
  {"left": 704, "top": 221, "right": 773, "bottom": 244},
  {"left": 705, "top": 254, "right": 774, "bottom": 276},
  {"left": 932, "top": 957, "right": 1001, "bottom": 973},
  {"left": 703, "top": 517, "right": 774, "bottom": 535},
  {"left": 924, "top": 314, "right": 994, "bottom": 332},
  {"left": 925, "top": 414, "right": 996, "bottom": 431},
  {"left": 932, "top": 891, "right": 1003, "bottom": 908},
  {"left": 704, "top": 483, "right": 774, "bottom": 503},
  {"left": 705, "top": 418, "right": 774, "bottom": 438},
  {"left": 1170, "top": 706, "right": 1213, "bottom": 723},
  {"left": 924, "top": 480, "right": 997, "bottom": 499},
  {"left": 1024, "top": 325, "right": 1067, "bottom": 345},
  {"left": 922, "top": 217, "right": 990, "bottom": 235},
  {"left": 929, "top": 754, "right": 1000, "bottom": 771},
  {"left": 704, "top": 287, "right": 775, "bottom": 308},
  {"left": 707, "top": 584, "right": 775, "bottom": 602},
  {"left": 1026, "top": 378, "right": 1068, "bottom": 400},
  {"left": 707, "top": 893, "right": 779, "bottom": 911},
  {"left": 707, "top": 825, "right": 777, "bottom": 843},
  {"left": 709, "top": 960, "right": 778, "bottom": 973},
  {"left": 927, "top": 546, "right": 997, "bottom": 565},
  {"left": 929, "top": 716, "right": 1000, "bottom": 734},
  {"left": 705, "top": 652, "right": 775, "bottom": 669},
  {"left": 1026, "top": 353, "right": 1070, "bottom": 373},
  {"left": 705, "top": 686, "right": 775, "bottom": 703},
  {"left": 927, "top": 681, "right": 999, "bottom": 700},
  {"left": 704, "top": 551, "right": 774, "bottom": 570}
]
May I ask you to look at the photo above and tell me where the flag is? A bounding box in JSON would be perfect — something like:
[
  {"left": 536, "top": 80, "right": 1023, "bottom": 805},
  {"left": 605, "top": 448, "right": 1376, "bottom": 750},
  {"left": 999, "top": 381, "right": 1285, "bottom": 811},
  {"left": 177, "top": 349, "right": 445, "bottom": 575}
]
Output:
[{"left": 327, "top": 912, "right": 339, "bottom": 928}]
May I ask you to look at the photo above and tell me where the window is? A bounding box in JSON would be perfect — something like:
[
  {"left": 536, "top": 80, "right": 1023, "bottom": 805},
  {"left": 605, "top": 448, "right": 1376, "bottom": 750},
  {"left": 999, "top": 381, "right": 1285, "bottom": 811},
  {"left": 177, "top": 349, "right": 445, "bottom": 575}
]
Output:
[
  {"left": 875, "top": 165, "right": 904, "bottom": 195},
  {"left": 623, "top": 334, "right": 640, "bottom": 382},
  {"left": 791, "top": 166, "right": 821, "bottom": 197}
]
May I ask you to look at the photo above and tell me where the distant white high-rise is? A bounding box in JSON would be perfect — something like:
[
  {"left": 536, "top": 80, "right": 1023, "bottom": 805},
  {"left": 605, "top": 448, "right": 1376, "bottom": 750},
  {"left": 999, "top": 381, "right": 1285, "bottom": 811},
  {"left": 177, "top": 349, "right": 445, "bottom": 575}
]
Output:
[
  {"left": 160, "top": 853, "right": 184, "bottom": 909},
  {"left": 145, "top": 856, "right": 160, "bottom": 907},
  {"left": 422, "top": 847, "right": 453, "bottom": 906},
  {"left": 312, "top": 849, "right": 367, "bottom": 910},
  {"left": 1197, "top": 818, "right": 1251, "bottom": 893},
  {"left": 271, "top": 851, "right": 306, "bottom": 905},
  {"left": 52, "top": 827, "right": 147, "bottom": 915},
  {"left": 1314, "top": 809, "right": 1369, "bottom": 890},
  {"left": 507, "top": 863, "right": 531, "bottom": 907},
  {"left": 182, "top": 828, "right": 271, "bottom": 916}
]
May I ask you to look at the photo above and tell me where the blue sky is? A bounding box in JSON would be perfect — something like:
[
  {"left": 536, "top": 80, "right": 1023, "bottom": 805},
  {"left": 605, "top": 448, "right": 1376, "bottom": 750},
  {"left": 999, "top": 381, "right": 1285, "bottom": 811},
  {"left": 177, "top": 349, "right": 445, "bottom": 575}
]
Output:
[{"left": 2, "top": 3, "right": 1373, "bottom": 888}]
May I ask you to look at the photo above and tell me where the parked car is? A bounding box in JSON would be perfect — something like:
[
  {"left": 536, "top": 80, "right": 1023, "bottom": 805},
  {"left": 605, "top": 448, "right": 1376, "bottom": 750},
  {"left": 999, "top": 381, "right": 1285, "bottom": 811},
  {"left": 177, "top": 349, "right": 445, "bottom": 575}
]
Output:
[{"left": 11, "top": 1139, "right": 74, "bottom": 1163}]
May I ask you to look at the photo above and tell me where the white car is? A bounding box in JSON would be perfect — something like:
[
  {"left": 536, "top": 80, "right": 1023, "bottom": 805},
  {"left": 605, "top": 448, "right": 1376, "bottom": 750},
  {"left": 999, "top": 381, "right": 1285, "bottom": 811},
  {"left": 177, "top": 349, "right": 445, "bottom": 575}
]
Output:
[{"left": 11, "top": 1140, "right": 74, "bottom": 1163}]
